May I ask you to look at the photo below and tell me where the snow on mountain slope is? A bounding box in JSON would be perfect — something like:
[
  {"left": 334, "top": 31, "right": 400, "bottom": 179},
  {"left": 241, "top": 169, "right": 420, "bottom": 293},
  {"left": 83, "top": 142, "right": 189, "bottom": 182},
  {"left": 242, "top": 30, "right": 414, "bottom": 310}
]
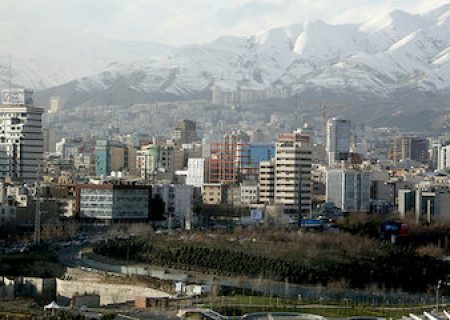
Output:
[
  {"left": 0, "top": 24, "right": 171, "bottom": 90},
  {"left": 8, "top": 4, "right": 450, "bottom": 103},
  {"left": 293, "top": 21, "right": 363, "bottom": 61}
]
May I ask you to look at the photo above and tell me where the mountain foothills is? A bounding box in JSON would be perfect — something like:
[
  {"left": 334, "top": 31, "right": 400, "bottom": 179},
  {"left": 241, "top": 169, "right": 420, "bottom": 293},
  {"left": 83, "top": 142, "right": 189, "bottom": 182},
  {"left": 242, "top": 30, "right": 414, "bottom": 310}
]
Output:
[{"left": 1, "top": 5, "right": 450, "bottom": 110}]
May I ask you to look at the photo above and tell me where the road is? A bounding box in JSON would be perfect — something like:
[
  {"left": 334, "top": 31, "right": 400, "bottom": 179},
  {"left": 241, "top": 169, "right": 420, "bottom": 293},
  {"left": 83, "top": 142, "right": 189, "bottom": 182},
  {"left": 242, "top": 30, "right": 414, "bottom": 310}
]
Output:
[{"left": 57, "top": 245, "right": 82, "bottom": 267}]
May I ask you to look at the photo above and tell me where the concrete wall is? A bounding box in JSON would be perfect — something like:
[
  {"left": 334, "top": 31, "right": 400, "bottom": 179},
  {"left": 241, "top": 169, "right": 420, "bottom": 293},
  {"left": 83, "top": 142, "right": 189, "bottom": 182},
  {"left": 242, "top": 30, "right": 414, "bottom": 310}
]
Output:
[
  {"left": 81, "top": 253, "right": 189, "bottom": 281},
  {"left": 0, "top": 276, "right": 55, "bottom": 304},
  {"left": 56, "top": 279, "right": 170, "bottom": 306}
]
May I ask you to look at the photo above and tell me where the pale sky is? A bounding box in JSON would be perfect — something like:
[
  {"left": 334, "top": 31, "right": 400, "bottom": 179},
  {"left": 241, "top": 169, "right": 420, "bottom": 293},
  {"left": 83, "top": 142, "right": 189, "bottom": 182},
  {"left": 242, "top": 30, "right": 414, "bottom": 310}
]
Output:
[{"left": 0, "top": 0, "right": 449, "bottom": 45}]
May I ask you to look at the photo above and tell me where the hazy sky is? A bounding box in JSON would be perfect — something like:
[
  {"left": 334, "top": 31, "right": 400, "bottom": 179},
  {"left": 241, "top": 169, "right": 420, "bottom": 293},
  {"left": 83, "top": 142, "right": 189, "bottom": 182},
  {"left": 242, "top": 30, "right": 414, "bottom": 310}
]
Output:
[{"left": 0, "top": 0, "right": 449, "bottom": 45}]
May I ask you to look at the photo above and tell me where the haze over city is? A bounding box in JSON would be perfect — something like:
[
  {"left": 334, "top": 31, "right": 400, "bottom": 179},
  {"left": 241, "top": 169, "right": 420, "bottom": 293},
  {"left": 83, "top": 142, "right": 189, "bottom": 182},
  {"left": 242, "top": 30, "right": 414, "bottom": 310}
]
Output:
[{"left": 0, "top": 0, "right": 449, "bottom": 44}]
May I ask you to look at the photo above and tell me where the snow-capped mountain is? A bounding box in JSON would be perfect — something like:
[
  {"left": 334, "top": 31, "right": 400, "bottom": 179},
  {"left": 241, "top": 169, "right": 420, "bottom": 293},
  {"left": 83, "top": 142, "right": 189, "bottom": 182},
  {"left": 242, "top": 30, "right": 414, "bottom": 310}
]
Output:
[
  {"left": 5, "top": 4, "right": 450, "bottom": 104},
  {"left": 0, "top": 25, "right": 170, "bottom": 90}
]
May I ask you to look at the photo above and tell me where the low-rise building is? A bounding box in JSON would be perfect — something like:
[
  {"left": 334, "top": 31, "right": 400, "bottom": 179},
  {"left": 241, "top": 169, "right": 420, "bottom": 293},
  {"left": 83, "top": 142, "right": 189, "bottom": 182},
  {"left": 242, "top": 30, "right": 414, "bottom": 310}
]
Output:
[
  {"left": 240, "top": 181, "right": 259, "bottom": 205},
  {"left": 152, "top": 184, "right": 193, "bottom": 223},
  {"left": 398, "top": 186, "right": 450, "bottom": 222},
  {"left": 76, "top": 184, "right": 152, "bottom": 223},
  {"left": 202, "top": 183, "right": 227, "bottom": 205}
]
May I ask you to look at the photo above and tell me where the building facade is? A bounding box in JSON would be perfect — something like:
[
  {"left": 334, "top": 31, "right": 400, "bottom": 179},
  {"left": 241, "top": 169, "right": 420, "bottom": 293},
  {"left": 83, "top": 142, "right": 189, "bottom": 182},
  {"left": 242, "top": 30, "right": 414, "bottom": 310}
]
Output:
[
  {"left": 209, "top": 131, "right": 251, "bottom": 183},
  {"left": 186, "top": 158, "right": 205, "bottom": 188},
  {"left": 389, "top": 137, "right": 429, "bottom": 163},
  {"left": 152, "top": 184, "right": 193, "bottom": 223},
  {"left": 259, "top": 160, "right": 275, "bottom": 204},
  {"left": 326, "top": 118, "right": 351, "bottom": 166},
  {"left": 274, "top": 130, "right": 312, "bottom": 216},
  {"left": 326, "top": 169, "right": 371, "bottom": 213},
  {"left": 77, "top": 184, "right": 151, "bottom": 222},
  {"left": 0, "top": 89, "right": 44, "bottom": 182}
]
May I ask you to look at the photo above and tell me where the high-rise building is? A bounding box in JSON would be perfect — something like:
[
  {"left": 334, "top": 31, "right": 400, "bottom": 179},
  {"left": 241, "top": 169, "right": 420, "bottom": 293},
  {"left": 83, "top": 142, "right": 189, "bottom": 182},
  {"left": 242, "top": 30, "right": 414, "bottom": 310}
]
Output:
[
  {"left": 259, "top": 160, "right": 275, "bottom": 204},
  {"left": 95, "top": 140, "right": 111, "bottom": 176},
  {"left": 438, "top": 144, "right": 450, "bottom": 171},
  {"left": 249, "top": 143, "right": 275, "bottom": 168},
  {"left": 209, "top": 131, "right": 251, "bottom": 183},
  {"left": 389, "top": 137, "right": 429, "bottom": 163},
  {"left": 430, "top": 141, "right": 442, "bottom": 170},
  {"left": 43, "top": 127, "right": 57, "bottom": 153},
  {"left": 274, "top": 130, "right": 313, "bottom": 216},
  {"left": 0, "top": 89, "right": 43, "bottom": 183},
  {"left": 326, "top": 118, "right": 351, "bottom": 166},
  {"left": 48, "top": 96, "right": 62, "bottom": 113},
  {"left": 326, "top": 169, "right": 371, "bottom": 213},
  {"left": 171, "top": 120, "right": 198, "bottom": 145}
]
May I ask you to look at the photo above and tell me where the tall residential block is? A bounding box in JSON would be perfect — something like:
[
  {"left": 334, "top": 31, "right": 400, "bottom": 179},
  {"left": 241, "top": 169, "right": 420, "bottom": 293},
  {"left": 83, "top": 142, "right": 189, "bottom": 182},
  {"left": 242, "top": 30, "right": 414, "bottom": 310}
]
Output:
[
  {"left": 259, "top": 160, "right": 275, "bottom": 204},
  {"left": 209, "top": 131, "right": 251, "bottom": 183},
  {"left": 0, "top": 89, "right": 43, "bottom": 183},
  {"left": 274, "top": 130, "right": 313, "bottom": 215},
  {"left": 389, "top": 137, "right": 429, "bottom": 163}
]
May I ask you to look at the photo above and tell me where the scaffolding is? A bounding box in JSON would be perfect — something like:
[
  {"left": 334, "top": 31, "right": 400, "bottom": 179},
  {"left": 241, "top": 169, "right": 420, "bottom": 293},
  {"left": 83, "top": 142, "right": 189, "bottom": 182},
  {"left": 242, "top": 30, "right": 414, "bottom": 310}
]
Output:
[{"left": 208, "top": 141, "right": 252, "bottom": 184}]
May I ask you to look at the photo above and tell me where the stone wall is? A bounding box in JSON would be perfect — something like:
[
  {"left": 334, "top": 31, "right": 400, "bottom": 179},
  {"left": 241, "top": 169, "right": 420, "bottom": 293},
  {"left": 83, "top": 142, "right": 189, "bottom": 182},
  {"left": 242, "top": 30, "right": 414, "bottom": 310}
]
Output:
[{"left": 56, "top": 279, "right": 170, "bottom": 306}]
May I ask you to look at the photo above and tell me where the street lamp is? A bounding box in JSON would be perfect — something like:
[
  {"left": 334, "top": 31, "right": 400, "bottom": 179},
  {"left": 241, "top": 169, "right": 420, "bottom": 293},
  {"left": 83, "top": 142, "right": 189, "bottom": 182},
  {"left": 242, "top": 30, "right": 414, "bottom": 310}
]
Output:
[{"left": 436, "top": 280, "right": 442, "bottom": 311}]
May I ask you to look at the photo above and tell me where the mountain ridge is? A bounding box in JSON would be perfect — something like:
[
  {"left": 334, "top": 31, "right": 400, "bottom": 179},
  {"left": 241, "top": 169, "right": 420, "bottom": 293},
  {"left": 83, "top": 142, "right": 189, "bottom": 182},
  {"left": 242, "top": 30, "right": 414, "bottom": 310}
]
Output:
[{"left": 3, "top": 4, "right": 450, "bottom": 107}]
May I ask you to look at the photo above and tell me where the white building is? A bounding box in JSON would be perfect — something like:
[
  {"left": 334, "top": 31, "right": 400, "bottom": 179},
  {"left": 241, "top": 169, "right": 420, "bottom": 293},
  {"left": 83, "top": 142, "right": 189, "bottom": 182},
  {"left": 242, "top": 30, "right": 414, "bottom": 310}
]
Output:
[
  {"left": 274, "top": 130, "right": 313, "bottom": 216},
  {"left": 240, "top": 181, "right": 259, "bottom": 205},
  {"left": 153, "top": 184, "right": 193, "bottom": 223},
  {"left": 326, "top": 169, "right": 371, "bottom": 213},
  {"left": 0, "top": 90, "right": 44, "bottom": 182},
  {"left": 259, "top": 160, "right": 275, "bottom": 204},
  {"left": 48, "top": 96, "right": 62, "bottom": 113},
  {"left": 55, "top": 138, "right": 66, "bottom": 156},
  {"left": 326, "top": 118, "right": 351, "bottom": 166},
  {"left": 186, "top": 158, "right": 205, "bottom": 188},
  {"left": 438, "top": 144, "right": 450, "bottom": 171}
]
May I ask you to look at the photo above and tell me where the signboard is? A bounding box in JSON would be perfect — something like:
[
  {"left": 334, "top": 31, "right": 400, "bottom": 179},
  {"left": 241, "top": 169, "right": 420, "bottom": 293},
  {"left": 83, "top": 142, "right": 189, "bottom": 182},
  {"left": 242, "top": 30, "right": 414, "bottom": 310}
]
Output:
[
  {"left": 250, "top": 209, "right": 263, "bottom": 222},
  {"left": 300, "top": 219, "right": 322, "bottom": 228},
  {"left": 381, "top": 221, "right": 410, "bottom": 237},
  {"left": 2, "top": 89, "right": 33, "bottom": 105}
]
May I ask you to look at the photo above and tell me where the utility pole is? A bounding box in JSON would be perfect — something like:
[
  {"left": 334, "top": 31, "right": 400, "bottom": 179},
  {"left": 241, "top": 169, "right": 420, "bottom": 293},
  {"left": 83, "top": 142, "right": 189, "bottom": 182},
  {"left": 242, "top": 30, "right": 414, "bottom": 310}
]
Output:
[
  {"left": 436, "top": 280, "right": 442, "bottom": 312},
  {"left": 34, "top": 164, "right": 41, "bottom": 246}
]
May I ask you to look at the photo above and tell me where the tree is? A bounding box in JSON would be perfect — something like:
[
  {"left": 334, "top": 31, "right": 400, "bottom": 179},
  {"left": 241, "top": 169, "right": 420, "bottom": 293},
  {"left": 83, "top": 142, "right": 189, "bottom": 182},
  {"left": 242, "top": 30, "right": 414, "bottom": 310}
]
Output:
[{"left": 149, "top": 194, "right": 165, "bottom": 221}]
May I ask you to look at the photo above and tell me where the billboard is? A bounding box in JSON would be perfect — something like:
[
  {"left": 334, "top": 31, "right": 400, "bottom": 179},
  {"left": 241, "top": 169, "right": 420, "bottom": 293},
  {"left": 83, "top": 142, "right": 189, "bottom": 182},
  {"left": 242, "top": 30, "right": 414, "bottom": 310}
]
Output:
[
  {"left": 381, "top": 221, "right": 410, "bottom": 237},
  {"left": 250, "top": 209, "right": 263, "bottom": 222},
  {"left": 2, "top": 89, "right": 33, "bottom": 105}
]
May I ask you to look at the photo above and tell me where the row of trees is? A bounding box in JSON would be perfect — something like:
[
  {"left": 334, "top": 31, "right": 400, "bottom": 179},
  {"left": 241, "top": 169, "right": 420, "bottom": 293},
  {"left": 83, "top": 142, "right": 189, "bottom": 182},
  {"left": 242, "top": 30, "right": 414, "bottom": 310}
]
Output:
[{"left": 94, "top": 237, "right": 449, "bottom": 292}]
